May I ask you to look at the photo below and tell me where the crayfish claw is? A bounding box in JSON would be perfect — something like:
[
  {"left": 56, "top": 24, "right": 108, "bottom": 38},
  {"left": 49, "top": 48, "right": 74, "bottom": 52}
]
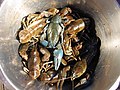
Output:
[{"left": 53, "top": 49, "right": 63, "bottom": 71}]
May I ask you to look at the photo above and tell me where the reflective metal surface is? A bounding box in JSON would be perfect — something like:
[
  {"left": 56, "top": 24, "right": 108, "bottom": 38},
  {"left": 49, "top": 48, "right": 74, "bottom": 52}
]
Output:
[{"left": 0, "top": 0, "right": 120, "bottom": 90}]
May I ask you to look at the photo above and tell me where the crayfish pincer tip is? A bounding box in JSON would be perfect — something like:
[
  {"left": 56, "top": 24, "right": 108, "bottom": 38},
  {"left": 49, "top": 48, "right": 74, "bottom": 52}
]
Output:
[
  {"left": 53, "top": 49, "right": 63, "bottom": 71},
  {"left": 54, "top": 57, "right": 61, "bottom": 71}
]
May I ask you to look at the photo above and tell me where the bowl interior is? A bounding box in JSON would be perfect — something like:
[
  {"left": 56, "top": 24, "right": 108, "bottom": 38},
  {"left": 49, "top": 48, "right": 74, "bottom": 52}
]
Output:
[{"left": 0, "top": 0, "right": 120, "bottom": 90}]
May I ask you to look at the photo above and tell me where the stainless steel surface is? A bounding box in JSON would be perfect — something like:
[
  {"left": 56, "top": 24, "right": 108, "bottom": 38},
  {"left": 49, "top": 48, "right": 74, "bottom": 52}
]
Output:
[{"left": 0, "top": 0, "right": 120, "bottom": 90}]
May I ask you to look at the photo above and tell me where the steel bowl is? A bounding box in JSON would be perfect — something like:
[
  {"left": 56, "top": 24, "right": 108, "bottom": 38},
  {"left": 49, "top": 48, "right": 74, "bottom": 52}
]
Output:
[{"left": 0, "top": 0, "right": 120, "bottom": 90}]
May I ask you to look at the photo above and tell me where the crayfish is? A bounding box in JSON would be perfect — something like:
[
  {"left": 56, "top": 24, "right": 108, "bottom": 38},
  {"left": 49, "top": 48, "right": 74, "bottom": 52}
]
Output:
[{"left": 16, "top": 6, "right": 101, "bottom": 90}]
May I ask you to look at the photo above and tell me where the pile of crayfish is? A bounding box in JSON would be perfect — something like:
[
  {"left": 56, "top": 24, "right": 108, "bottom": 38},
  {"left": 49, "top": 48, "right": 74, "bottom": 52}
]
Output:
[{"left": 16, "top": 7, "right": 101, "bottom": 90}]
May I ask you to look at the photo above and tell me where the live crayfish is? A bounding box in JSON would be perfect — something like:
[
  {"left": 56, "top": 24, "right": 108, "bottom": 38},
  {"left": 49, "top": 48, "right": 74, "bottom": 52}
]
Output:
[{"left": 16, "top": 6, "right": 101, "bottom": 90}]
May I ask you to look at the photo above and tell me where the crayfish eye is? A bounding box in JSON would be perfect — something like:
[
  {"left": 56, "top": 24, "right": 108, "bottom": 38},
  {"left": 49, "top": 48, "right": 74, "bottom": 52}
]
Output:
[{"left": 75, "top": 75, "right": 78, "bottom": 78}]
